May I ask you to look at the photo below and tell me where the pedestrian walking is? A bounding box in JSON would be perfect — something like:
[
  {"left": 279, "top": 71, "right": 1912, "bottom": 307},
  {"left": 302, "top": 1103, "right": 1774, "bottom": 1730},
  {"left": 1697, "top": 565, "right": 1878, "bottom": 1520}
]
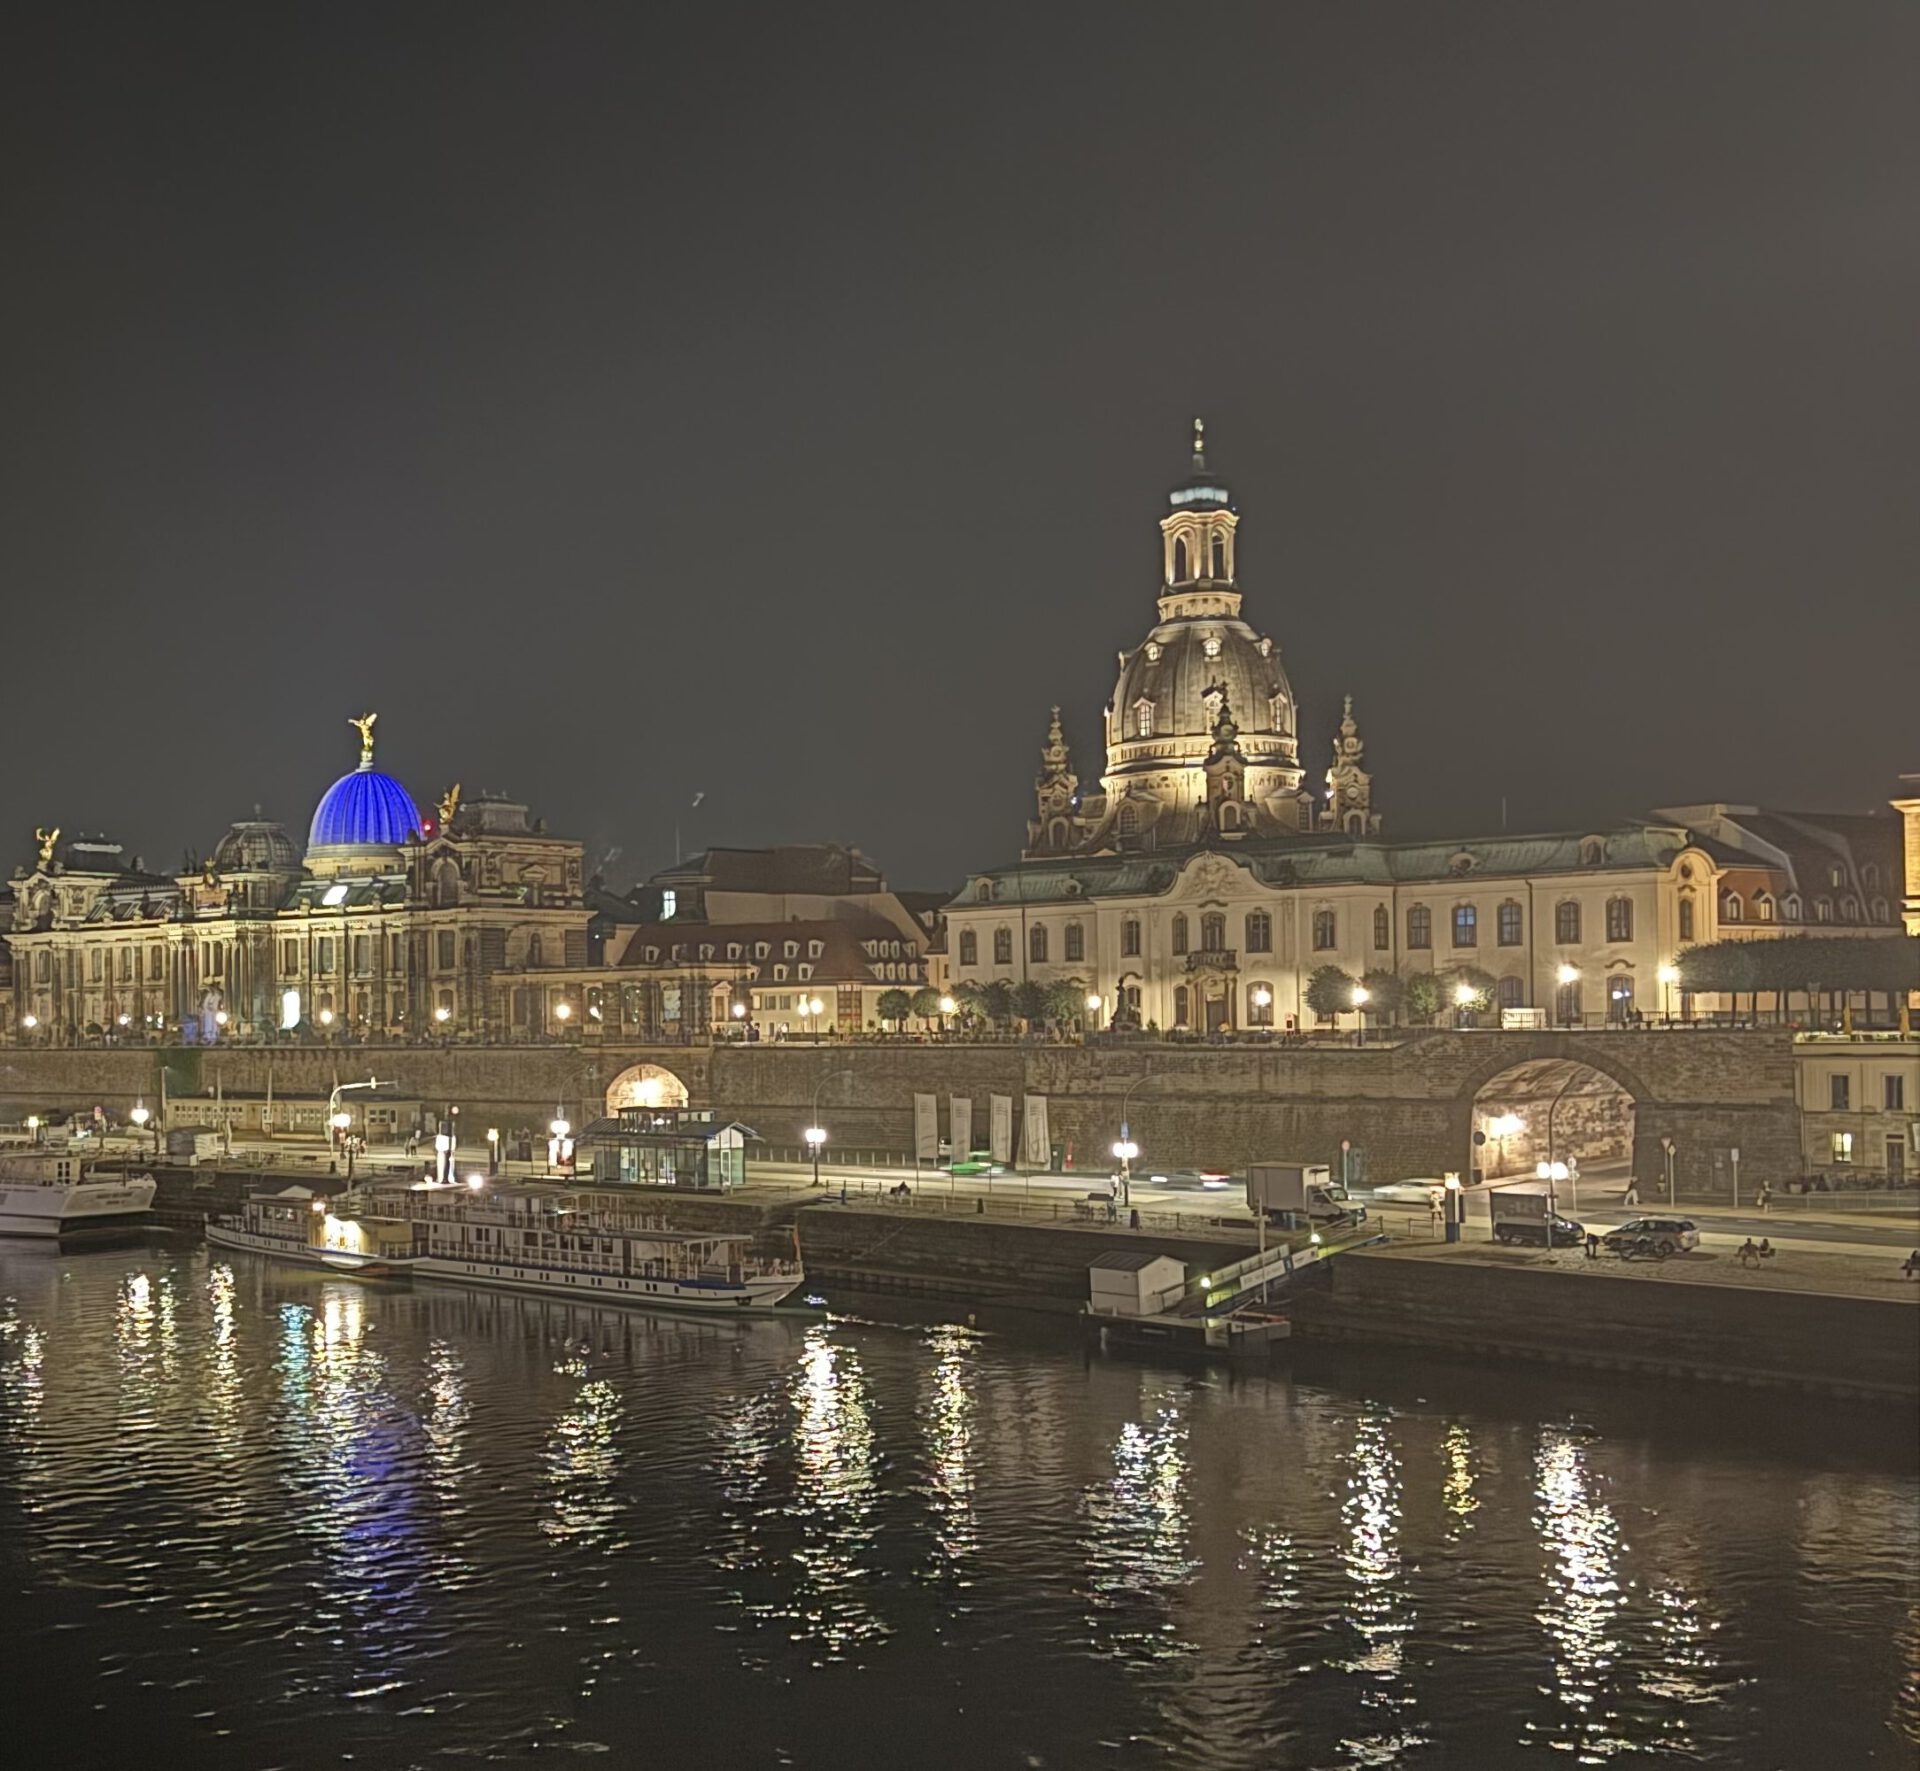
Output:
[
  {"left": 1901, "top": 1250, "right": 1919, "bottom": 1281},
  {"left": 1584, "top": 1232, "right": 1599, "bottom": 1261},
  {"left": 1622, "top": 1179, "right": 1640, "bottom": 1207},
  {"left": 1428, "top": 1192, "right": 1444, "bottom": 1237},
  {"left": 1757, "top": 1182, "right": 1772, "bottom": 1213}
]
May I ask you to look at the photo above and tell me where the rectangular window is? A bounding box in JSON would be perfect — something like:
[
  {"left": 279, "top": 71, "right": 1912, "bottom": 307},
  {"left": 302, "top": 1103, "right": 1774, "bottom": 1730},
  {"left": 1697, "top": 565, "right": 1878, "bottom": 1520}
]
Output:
[
  {"left": 317, "top": 937, "right": 334, "bottom": 974},
  {"left": 436, "top": 930, "right": 456, "bottom": 970},
  {"left": 1884, "top": 1074, "right": 1905, "bottom": 1111},
  {"left": 390, "top": 933, "right": 405, "bottom": 969},
  {"left": 1606, "top": 898, "right": 1634, "bottom": 942},
  {"left": 1312, "top": 909, "right": 1336, "bottom": 951},
  {"left": 1064, "top": 923, "right": 1085, "bottom": 962},
  {"left": 119, "top": 947, "right": 132, "bottom": 981},
  {"left": 1407, "top": 905, "right": 1431, "bottom": 949},
  {"left": 1121, "top": 919, "right": 1141, "bottom": 958},
  {"left": 660, "top": 889, "right": 678, "bottom": 920},
  {"left": 90, "top": 948, "right": 102, "bottom": 981},
  {"left": 992, "top": 928, "right": 1012, "bottom": 967},
  {"left": 1555, "top": 901, "right": 1582, "bottom": 944},
  {"left": 282, "top": 939, "right": 299, "bottom": 974},
  {"left": 1830, "top": 1131, "right": 1853, "bottom": 1164},
  {"left": 1829, "top": 1075, "right": 1850, "bottom": 1111},
  {"left": 1452, "top": 905, "right": 1477, "bottom": 948},
  {"left": 1246, "top": 910, "right": 1272, "bottom": 952},
  {"left": 958, "top": 929, "right": 977, "bottom": 966},
  {"left": 1497, "top": 901, "right": 1523, "bottom": 946},
  {"left": 352, "top": 934, "right": 371, "bottom": 976},
  {"left": 1678, "top": 898, "right": 1695, "bottom": 942}
]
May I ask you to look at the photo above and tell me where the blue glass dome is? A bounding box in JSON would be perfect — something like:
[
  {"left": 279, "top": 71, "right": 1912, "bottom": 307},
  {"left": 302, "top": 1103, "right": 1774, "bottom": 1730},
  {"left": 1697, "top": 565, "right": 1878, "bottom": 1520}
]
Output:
[{"left": 308, "top": 763, "right": 423, "bottom": 852}]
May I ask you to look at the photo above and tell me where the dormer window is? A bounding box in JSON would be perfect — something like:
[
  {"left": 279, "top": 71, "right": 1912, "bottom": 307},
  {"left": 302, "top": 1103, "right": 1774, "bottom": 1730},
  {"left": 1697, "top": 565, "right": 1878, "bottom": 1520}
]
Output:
[
  {"left": 798, "top": 964, "right": 812, "bottom": 980},
  {"left": 755, "top": 942, "right": 769, "bottom": 959},
  {"left": 1145, "top": 641, "right": 1162, "bottom": 663},
  {"left": 784, "top": 940, "right": 798, "bottom": 958},
  {"left": 1202, "top": 633, "right": 1222, "bottom": 659},
  {"left": 1581, "top": 838, "right": 1605, "bottom": 866},
  {"left": 660, "top": 888, "right": 678, "bottom": 920},
  {"left": 774, "top": 963, "right": 787, "bottom": 981},
  {"left": 644, "top": 945, "right": 659, "bottom": 961},
  {"left": 727, "top": 943, "right": 740, "bottom": 960},
  {"left": 808, "top": 940, "right": 823, "bottom": 958},
  {"left": 1133, "top": 698, "right": 1155, "bottom": 738}
]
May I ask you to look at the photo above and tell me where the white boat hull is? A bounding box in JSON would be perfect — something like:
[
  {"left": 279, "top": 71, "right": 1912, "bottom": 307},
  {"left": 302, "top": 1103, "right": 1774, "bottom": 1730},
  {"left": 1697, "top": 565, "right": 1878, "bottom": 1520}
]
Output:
[
  {"left": 0, "top": 1176, "right": 157, "bottom": 1238},
  {"left": 413, "top": 1254, "right": 804, "bottom": 1313},
  {"left": 204, "top": 1220, "right": 413, "bottom": 1275}
]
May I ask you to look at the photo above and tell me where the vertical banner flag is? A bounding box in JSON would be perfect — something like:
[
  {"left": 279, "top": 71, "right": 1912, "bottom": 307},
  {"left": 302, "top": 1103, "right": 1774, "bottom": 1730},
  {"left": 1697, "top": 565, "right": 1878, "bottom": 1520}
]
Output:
[
  {"left": 989, "top": 1094, "right": 1014, "bottom": 1165},
  {"left": 1020, "top": 1094, "right": 1050, "bottom": 1169},
  {"left": 950, "top": 1095, "right": 973, "bottom": 1166},
  {"left": 913, "top": 1093, "right": 939, "bottom": 1164}
]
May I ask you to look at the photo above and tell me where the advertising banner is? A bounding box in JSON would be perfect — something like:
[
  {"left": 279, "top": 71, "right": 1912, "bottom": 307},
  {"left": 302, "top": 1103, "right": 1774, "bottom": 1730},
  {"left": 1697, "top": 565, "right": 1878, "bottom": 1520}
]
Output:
[
  {"left": 950, "top": 1095, "right": 973, "bottom": 1165},
  {"left": 989, "top": 1094, "right": 1013, "bottom": 1165},
  {"left": 913, "top": 1093, "right": 939, "bottom": 1164},
  {"left": 1020, "top": 1093, "right": 1050, "bottom": 1169}
]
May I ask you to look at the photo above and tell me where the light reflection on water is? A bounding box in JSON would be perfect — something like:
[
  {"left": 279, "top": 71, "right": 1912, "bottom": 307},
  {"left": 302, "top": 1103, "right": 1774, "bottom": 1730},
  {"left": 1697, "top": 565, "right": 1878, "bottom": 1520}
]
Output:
[{"left": 0, "top": 1248, "right": 1913, "bottom": 1770}]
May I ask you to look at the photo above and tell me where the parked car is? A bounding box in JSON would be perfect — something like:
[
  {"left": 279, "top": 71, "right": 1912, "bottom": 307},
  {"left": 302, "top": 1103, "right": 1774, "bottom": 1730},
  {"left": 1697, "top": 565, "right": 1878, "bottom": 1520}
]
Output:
[
  {"left": 1371, "top": 1180, "right": 1448, "bottom": 1205},
  {"left": 1602, "top": 1215, "right": 1700, "bottom": 1259},
  {"left": 1492, "top": 1210, "right": 1585, "bottom": 1247},
  {"left": 1144, "top": 1168, "right": 1235, "bottom": 1191}
]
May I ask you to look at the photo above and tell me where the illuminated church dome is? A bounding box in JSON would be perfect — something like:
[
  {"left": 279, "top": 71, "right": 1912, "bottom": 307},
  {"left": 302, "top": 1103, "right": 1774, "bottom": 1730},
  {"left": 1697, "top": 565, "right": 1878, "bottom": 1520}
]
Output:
[
  {"left": 306, "top": 713, "right": 422, "bottom": 872},
  {"left": 211, "top": 818, "right": 301, "bottom": 873}
]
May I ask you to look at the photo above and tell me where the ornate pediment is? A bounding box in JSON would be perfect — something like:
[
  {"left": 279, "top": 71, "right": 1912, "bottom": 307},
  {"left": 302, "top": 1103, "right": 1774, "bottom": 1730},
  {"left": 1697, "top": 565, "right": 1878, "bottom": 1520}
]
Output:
[{"left": 1176, "top": 850, "right": 1248, "bottom": 901}]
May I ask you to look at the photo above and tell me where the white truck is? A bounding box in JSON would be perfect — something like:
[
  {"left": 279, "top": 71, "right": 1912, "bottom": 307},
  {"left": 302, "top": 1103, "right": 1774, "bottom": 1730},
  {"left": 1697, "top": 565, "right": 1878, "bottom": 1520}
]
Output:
[{"left": 1245, "top": 1162, "right": 1366, "bottom": 1230}]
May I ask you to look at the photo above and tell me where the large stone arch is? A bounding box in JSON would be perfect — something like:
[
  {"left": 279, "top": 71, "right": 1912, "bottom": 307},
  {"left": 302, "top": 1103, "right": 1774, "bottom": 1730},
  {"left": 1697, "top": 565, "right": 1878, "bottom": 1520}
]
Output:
[{"left": 605, "top": 1061, "right": 690, "bottom": 1113}]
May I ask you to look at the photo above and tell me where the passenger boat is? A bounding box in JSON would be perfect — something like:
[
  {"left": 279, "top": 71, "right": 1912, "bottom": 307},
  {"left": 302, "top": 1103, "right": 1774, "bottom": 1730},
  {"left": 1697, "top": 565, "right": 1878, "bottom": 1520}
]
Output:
[
  {"left": 204, "top": 1186, "right": 421, "bottom": 1274},
  {"left": 208, "top": 1178, "right": 806, "bottom": 1312},
  {"left": 0, "top": 1151, "right": 157, "bottom": 1237}
]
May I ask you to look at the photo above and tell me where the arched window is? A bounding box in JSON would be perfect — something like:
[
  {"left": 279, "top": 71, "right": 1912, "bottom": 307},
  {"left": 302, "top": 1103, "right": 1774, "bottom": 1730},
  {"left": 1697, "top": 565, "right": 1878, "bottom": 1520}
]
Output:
[
  {"left": 1605, "top": 897, "right": 1633, "bottom": 942},
  {"left": 1814, "top": 897, "right": 1832, "bottom": 923},
  {"left": 1721, "top": 892, "right": 1743, "bottom": 922},
  {"left": 1839, "top": 896, "right": 1858, "bottom": 921},
  {"left": 1678, "top": 897, "right": 1695, "bottom": 942},
  {"left": 958, "top": 929, "right": 977, "bottom": 966},
  {"left": 1407, "top": 904, "right": 1432, "bottom": 950},
  {"left": 1210, "top": 533, "right": 1227, "bottom": 578},
  {"left": 528, "top": 934, "right": 544, "bottom": 967},
  {"left": 1452, "top": 905, "right": 1478, "bottom": 948},
  {"left": 433, "top": 859, "right": 460, "bottom": 907},
  {"left": 1862, "top": 863, "right": 1880, "bottom": 889},
  {"left": 1170, "top": 913, "right": 1189, "bottom": 955},
  {"left": 1608, "top": 973, "right": 1636, "bottom": 1023},
  {"left": 1372, "top": 904, "right": 1390, "bottom": 950},
  {"left": 1029, "top": 923, "right": 1048, "bottom": 963},
  {"left": 1755, "top": 892, "right": 1774, "bottom": 922},
  {"left": 1312, "top": 908, "right": 1337, "bottom": 951},
  {"left": 1121, "top": 918, "right": 1141, "bottom": 957},
  {"left": 1116, "top": 803, "right": 1141, "bottom": 836},
  {"left": 1064, "top": 922, "right": 1085, "bottom": 962},
  {"left": 1555, "top": 901, "right": 1582, "bottom": 944},
  {"left": 1781, "top": 893, "right": 1801, "bottom": 921},
  {"left": 1496, "top": 900, "right": 1523, "bottom": 946},
  {"left": 1172, "top": 538, "right": 1189, "bottom": 582},
  {"left": 1871, "top": 897, "right": 1889, "bottom": 923},
  {"left": 1200, "top": 912, "right": 1226, "bottom": 952},
  {"left": 975, "top": 881, "right": 993, "bottom": 902},
  {"left": 1556, "top": 977, "right": 1582, "bottom": 1025},
  {"left": 1174, "top": 985, "right": 1191, "bottom": 1027},
  {"left": 1133, "top": 699, "right": 1155, "bottom": 739},
  {"left": 1496, "top": 975, "right": 1526, "bottom": 1010},
  {"left": 1245, "top": 909, "right": 1272, "bottom": 952},
  {"left": 992, "top": 927, "right": 1013, "bottom": 966}
]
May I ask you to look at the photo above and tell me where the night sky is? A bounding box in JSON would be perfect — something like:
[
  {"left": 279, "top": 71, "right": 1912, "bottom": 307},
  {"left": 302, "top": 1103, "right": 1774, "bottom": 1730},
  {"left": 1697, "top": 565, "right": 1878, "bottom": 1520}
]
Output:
[{"left": 4, "top": 4, "right": 1915, "bottom": 893}]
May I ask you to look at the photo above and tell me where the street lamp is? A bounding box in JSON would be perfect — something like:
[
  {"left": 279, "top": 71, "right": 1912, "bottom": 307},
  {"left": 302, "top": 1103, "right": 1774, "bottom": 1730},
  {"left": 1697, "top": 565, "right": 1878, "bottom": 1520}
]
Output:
[
  {"left": 130, "top": 1099, "right": 156, "bottom": 1157},
  {"left": 25, "top": 1114, "right": 40, "bottom": 1145},
  {"left": 1657, "top": 963, "right": 1679, "bottom": 1022},
  {"left": 319, "top": 1007, "right": 335, "bottom": 1030},
  {"left": 938, "top": 994, "right": 956, "bottom": 1037},
  {"left": 554, "top": 999, "right": 572, "bottom": 1031},
  {"left": 1349, "top": 982, "right": 1368, "bottom": 1043},
  {"left": 486, "top": 1125, "right": 501, "bottom": 1175},
  {"left": 1661, "top": 1133, "right": 1676, "bottom": 1205},
  {"left": 1112, "top": 1137, "right": 1139, "bottom": 1199},
  {"left": 798, "top": 995, "right": 826, "bottom": 1040},
  {"left": 332, "top": 1109, "right": 355, "bottom": 1180},
  {"left": 22, "top": 1014, "right": 37, "bottom": 1031},
  {"left": 434, "top": 1130, "right": 452, "bottom": 1184},
  {"left": 1535, "top": 1157, "right": 1572, "bottom": 1243},
  {"left": 547, "top": 1116, "right": 572, "bottom": 1175},
  {"left": 804, "top": 1122, "right": 828, "bottom": 1189},
  {"left": 434, "top": 1004, "right": 451, "bottom": 1025},
  {"left": 1085, "top": 992, "right": 1102, "bottom": 1028}
]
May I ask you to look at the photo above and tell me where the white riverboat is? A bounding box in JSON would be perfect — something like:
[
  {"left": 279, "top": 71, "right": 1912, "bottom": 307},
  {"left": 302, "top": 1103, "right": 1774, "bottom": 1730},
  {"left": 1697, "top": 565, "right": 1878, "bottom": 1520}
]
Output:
[
  {"left": 208, "top": 1178, "right": 807, "bottom": 1313},
  {"left": 0, "top": 1151, "right": 157, "bottom": 1238},
  {"left": 205, "top": 1186, "right": 421, "bottom": 1275}
]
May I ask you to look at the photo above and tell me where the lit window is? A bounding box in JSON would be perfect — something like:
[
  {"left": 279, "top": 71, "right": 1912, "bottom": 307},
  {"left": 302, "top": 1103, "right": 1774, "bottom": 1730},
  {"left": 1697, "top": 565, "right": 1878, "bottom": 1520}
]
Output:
[
  {"left": 661, "top": 889, "right": 678, "bottom": 920},
  {"left": 1830, "top": 1131, "right": 1853, "bottom": 1164},
  {"left": 1452, "top": 905, "right": 1477, "bottom": 948},
  {"left": 321, "top": 882, "right": 349, "bottom": 907}
]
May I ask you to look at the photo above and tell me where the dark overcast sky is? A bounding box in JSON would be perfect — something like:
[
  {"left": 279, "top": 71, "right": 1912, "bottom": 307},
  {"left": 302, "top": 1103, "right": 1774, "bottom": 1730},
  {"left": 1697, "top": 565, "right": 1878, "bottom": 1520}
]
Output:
[{"left": 3, "top": 3, "right": 1915, "bottom": 892}]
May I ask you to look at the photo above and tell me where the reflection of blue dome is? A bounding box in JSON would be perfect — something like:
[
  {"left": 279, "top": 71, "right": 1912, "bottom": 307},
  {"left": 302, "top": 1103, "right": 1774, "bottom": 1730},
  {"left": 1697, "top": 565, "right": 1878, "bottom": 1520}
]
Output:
[{"left": 309, "top": 763, "right": 423, "bottom": 852}]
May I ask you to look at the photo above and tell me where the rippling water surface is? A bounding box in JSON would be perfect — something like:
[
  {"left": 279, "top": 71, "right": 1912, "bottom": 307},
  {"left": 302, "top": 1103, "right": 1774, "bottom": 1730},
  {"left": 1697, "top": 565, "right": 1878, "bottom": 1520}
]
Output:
[{"left": 1, "top": 1244, "right": 1914, "bottom": 1769}]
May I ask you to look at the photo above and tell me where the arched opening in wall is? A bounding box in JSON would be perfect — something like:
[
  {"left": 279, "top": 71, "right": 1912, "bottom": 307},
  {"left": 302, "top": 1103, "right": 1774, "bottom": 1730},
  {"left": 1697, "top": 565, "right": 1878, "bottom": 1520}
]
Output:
[
  {"left": 606, "top": 1062, "right": 690, "bottom": 1114},
  {"left": 1470, "top": 1057, "right": 1637, "bottom": 1210}
]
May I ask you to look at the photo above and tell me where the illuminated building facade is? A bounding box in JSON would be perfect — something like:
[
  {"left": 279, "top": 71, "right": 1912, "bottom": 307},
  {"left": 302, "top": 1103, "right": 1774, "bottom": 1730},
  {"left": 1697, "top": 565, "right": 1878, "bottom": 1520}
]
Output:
[
  {"left": 948, "top": 428, "right": 1906, "bottom": 1034},
  {"left": 7, "top": 719, "right": 588, "bottom": 1042}
]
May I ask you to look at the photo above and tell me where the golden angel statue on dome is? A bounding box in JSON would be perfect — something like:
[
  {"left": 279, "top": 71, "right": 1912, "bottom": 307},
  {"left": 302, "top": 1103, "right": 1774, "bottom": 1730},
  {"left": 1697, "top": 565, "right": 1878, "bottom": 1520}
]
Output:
[{"left": 349, "top": 711, "right": 378, "bottom": 766}]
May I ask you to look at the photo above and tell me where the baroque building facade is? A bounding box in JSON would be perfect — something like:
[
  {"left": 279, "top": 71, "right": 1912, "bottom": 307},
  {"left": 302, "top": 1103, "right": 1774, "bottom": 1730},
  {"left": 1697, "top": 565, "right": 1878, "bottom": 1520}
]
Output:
[
  {"left": 7, "top": 718, "right": 589, "bottom": 1043},
  {"left": 947, "top": 428, "right": 1905, "bottom": 1034}
]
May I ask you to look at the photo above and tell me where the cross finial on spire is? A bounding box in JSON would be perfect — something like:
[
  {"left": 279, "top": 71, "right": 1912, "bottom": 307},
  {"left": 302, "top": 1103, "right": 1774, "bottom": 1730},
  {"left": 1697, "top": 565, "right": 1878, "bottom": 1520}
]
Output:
[{"left": 1191, "top": 415, "right": 1206, "bottom": 470}]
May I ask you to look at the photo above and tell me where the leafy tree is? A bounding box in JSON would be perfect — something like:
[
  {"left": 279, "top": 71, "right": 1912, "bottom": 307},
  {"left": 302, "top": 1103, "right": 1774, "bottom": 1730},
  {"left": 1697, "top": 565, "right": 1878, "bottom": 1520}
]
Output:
[
  {"left": 910, "top": 985, "right": 944, "bottom": 1025},
  {"left": 1043, "top": 978, "right": 1087, "bottom": 1026},
  {"left": 1401, "top": 971, "right": 1442, "bottom": 1025},
  {"left": 876, "top": 988, "right": 913, "bottom": 1027},
  {"left": 1304, "top": 965, "right": 1357, "bottom": 1024},
  {"left": 1359, "top": 968, "right": 1404, "bottom": 1024},
  {"left": 979, "top": 980, "right": 1017, "bottom": 1025},
  {"left": 1678, "top": 934, "right": 1919, "bottom": 1024},
  {"left": 1437, "top": 964, "right": 1497, "bottom": 1022},
  {"left": 1011, "top": 980, "right": 1051, "bottom": 1027}
]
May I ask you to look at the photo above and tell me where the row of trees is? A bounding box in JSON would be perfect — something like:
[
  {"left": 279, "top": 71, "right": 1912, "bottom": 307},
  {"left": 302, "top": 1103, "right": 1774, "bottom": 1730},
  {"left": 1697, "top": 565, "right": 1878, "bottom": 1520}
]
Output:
[
  {"left": 1303, "top": 963, "right": 1500, "bottom": 1025},
  {"left": 873, "top": 979, "right": 1093, "bottom": 1032},
  {"left": 1674, "top": 935, "right": 1919, "bottom": 1024}
]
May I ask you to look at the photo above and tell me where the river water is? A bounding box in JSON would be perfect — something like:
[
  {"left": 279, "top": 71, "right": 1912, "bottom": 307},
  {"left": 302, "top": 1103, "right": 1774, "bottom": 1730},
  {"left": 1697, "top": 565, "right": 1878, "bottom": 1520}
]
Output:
[{"left": 0, "top": 1243, "right": 1914, "bottom": 1770}]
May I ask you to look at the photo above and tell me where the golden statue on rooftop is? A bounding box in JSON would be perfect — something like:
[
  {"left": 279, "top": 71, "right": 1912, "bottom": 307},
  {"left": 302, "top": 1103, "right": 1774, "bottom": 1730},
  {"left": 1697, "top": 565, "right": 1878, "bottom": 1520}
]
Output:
[
  {"left": 350, "top": 712, "right": 378, "bottom": 767},
  {"left": 438, "top": 783, "right": 462, "bottom": 827},
  {"left": 34, "top": 826, "right": 59, "bottom": 867}
]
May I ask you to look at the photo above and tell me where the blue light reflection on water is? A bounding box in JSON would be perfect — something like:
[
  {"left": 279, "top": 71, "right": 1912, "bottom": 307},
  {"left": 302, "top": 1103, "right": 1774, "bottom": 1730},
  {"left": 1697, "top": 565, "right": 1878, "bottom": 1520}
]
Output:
[{"left": 0, "top": 1246, "right": 1913, "bottom": 1770}]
